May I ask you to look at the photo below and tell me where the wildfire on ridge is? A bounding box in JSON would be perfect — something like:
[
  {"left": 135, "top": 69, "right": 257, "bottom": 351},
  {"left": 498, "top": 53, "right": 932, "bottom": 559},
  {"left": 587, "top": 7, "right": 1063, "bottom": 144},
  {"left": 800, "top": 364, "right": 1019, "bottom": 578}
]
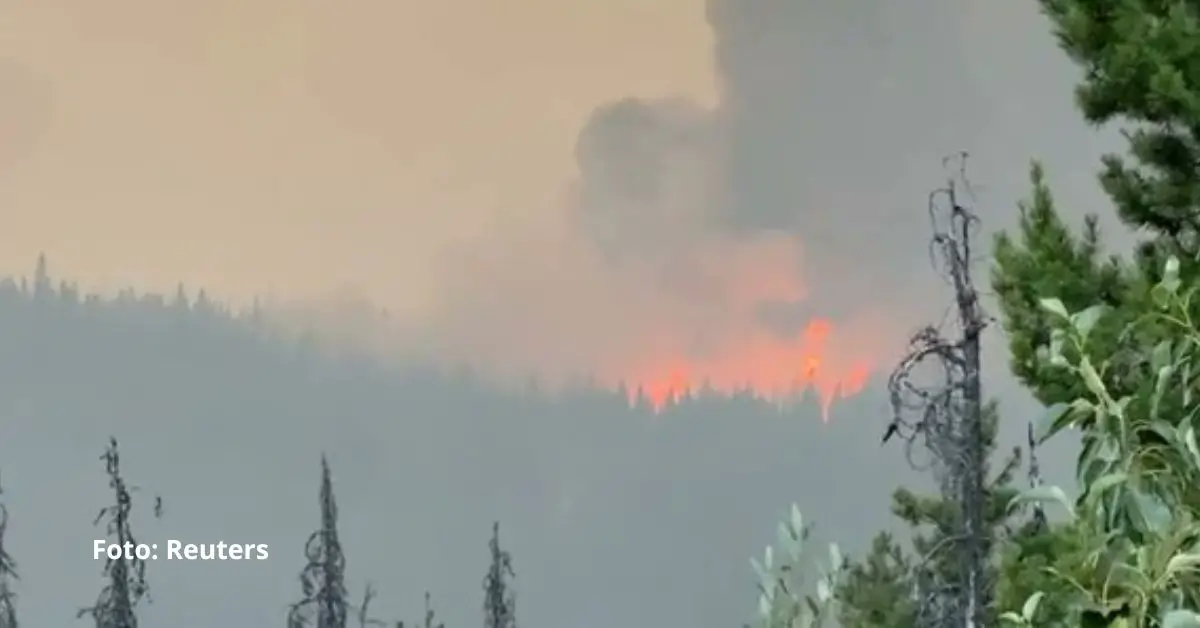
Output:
[
  {"left": 612, "top": 317, "right": 876, "bottom": 422},
  {"left": 418, "top": 221, "right": 889, "bottom": 421}
]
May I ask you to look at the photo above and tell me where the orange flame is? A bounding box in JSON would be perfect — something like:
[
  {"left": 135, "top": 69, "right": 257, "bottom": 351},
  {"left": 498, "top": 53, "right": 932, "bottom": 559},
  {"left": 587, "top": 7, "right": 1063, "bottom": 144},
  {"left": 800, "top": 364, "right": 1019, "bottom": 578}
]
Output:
[
  {"left": 611, "top": 316, "right": 877, "bottom": 421},
  {"left": 419, "top": 221, "right": 891, "bottom": 420},
  {"left": 574, "top": 233, "right": 888, "bottom": 421}
]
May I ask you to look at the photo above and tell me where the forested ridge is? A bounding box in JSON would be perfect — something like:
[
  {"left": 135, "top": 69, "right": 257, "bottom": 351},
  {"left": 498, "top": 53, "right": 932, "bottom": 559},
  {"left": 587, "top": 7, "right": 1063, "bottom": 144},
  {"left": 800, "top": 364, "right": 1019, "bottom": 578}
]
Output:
[{"left": 0, "top": 254, "right": 913, "bottom": 628}]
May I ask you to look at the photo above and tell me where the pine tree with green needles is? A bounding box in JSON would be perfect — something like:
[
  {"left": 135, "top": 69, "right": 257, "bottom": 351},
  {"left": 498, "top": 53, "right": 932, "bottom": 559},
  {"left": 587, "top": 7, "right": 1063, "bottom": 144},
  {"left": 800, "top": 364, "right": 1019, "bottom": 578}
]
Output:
[{"left": 992, "top": 0, "right": 1200, "bottom": 419}]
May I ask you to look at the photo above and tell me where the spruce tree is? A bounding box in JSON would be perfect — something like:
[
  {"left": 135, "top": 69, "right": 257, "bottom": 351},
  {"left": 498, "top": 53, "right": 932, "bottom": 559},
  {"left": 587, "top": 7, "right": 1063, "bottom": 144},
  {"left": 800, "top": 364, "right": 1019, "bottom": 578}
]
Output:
[
  {"left": 992, "top": 0, "right": 1200, "bottom": 414},
  {"left": 288, "top": 455, "right": 348, "bottom": 628},
  {"left": 987, "top": 5, "right": 1200, "bottom": 623},
  {"left": 482, "top": 522, "right": 516, "bottom": 628}
]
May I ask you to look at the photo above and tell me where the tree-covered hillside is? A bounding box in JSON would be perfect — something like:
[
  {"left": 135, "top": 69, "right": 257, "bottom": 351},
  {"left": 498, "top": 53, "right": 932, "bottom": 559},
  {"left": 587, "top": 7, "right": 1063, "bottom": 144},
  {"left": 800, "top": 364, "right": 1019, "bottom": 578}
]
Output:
[{"left": 0, "top": 256, "right": 914, "bottom": 628}]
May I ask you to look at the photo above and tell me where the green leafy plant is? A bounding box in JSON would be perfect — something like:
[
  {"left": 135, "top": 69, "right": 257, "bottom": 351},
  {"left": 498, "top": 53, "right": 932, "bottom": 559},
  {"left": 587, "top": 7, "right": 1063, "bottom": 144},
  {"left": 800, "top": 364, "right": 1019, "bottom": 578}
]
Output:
[
  {"left": 750, "top": 505, "right": 845, "bottom": 628},
  {"left": 1003, "top": 258, "right": 1200, "bottom": 627}
]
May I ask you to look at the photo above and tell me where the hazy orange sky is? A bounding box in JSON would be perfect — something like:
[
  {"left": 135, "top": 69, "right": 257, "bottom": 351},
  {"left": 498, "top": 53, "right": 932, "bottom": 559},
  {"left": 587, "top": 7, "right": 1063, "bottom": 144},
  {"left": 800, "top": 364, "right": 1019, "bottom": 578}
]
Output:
[
  {"left": 0, "top": 0, "right": 715, "bottom": 313},
  {"left": 0, "top": 0, "right": 1118, "bottom": 404}
]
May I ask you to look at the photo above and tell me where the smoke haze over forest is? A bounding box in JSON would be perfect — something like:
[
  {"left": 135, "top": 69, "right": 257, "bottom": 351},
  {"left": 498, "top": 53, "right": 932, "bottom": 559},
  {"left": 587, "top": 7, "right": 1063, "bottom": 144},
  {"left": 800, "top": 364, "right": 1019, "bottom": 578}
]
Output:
[
  {"left": 0, "top": 0, "right": 1138, "bottom": 626},
  {"left": 1, "top": 0, "right": 1129, "bottom": 410}
]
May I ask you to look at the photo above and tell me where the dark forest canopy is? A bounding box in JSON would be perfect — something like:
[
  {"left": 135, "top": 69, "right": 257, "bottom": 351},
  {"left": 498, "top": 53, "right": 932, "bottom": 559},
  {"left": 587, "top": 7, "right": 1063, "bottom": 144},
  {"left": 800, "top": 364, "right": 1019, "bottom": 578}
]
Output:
[{"left": 0, "top": 255, "right": 917, "bottom": 628}]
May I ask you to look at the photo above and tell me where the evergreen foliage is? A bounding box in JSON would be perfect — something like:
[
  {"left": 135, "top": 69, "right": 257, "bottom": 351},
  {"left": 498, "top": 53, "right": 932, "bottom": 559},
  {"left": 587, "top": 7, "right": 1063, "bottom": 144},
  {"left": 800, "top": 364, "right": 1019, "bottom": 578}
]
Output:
[
  {"left": 835, "top": 403, "right": 1025, "bottom": 627},
  {"left": 992, "top": 0, "right": 1200, "bottom": 414}
]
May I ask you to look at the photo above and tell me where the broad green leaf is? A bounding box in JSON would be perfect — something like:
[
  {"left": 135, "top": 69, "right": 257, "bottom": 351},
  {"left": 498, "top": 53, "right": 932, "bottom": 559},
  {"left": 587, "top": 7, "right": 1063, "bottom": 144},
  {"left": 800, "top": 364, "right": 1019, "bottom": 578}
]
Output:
[
  {"left": 1162, "top": 255, "right": 1182, "bottom": 294},
  {"left": 1048, "top": 327, "right": 1068, "bottom": 367},
  {"left": 827, "top": 543, "right": 843, "bottom": 572},
  {"left": 1130, "top": 488, "right": 1173, "bottom": 537},
  {"left": 1164, "top": 255, "right": 1180, "bottom": 278},
  {"left": 1151, "top": 339, "right": 1174, "bottom": 372},
  {"left": 1165, "top": 551, "right": 1200, "bottom": 578},
  {"left": 1162, "top": 609, "right": 1200, "bottom": 628},
  {"left": 1185, "top": 427, "right": 1200, "bottom": 467},
  {"left": 1079, "top": 356, "right": 1107, "bottom": 402},
  {"left": 1152, "top": 283, "right": 1175, "bottom": 310},
  {"left": 1010, "top": 485, "right": 1075, "bottom": 519},
  {"left": 1036, "top": 402, "right": 1074, "bottom": 441},
  {"left": 1086, "top": 472, "right": 1129, "bottom": 497},
  {"left": 1153, "top": 365, "right": 1175, "bottom": 419},
  {"left": 1040, "top": 297, "right": 1071, "bottom": 320},
  {"left": 1049, "top": 348, "right": 1070, "bottom": 367},
  {"left": 1071, "top": 305, "right": 1109, "bottom": 342},
  {"left": 751, "top": 557, "right": 769, "bottom": 585},
  {"left": 789, "top": 504, "right": 804, "bottom": 540},
  {"left": 758, "top": 594, "right": 771, "bottom": 619},
  {"left": 1021, "top": 591, "right": 1045, "bottom": 621},
  {"left": 1184, "top": 361, "right": 1193, "bottom": 407},
  {"left": 815, "top": 578, "right": 831, "bottom": 604},
  {"left": 1104, "top": 561, "right": 1151, "bottom": 592}
]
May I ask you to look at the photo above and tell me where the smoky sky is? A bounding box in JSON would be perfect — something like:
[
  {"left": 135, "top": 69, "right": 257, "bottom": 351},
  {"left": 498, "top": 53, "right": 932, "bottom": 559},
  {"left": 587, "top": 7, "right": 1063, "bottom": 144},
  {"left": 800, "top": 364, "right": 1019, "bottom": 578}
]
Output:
[
  {"left": 398, "top": 0, "right": 1121, "bottom": 400},
  {"left": 2, "top": 0, "right": 1132, "bottom": 402},
  {"left": 0, "top": 0, "right": 1131, "bottom": 452}
]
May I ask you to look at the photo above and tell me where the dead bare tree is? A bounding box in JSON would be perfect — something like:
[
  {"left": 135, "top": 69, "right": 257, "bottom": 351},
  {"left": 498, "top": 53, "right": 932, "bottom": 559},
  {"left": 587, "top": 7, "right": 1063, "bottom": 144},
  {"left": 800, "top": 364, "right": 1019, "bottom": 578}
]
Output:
[
  {"left": 79, "top": 438, "right": 159, "bottom": 628},
  {"left": 0, "top": 474, "right": 18, "bottom": 628},
  {"left": 356, "top": 584, "right": 384, "bottom": 628},
  {"left": 288, "top": 454, "right": 348, "bottom": 628},
  {"left": 397, "top": 593, "right": 445, "bottom": 628},
  {"left": 355, "top": 581, "right": 445, "bottom": 628},
  {"left": 882, "top": 153, "right": 991, "bottom": 628},
  {"left": 482, "top": 522, "right": 516, "bottom": 628}
]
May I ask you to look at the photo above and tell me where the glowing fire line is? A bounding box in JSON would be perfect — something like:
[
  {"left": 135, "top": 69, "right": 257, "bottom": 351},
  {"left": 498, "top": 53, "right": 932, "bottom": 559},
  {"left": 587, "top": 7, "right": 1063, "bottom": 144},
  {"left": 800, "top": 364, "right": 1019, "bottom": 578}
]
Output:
[{"left": 614, "top": 317, "right": 874, "bottom": 421}]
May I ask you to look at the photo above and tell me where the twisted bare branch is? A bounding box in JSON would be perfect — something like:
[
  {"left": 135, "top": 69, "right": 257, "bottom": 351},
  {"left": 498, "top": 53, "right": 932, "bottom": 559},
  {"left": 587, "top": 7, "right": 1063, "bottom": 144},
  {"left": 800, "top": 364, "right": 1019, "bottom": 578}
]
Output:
[
  {"left": 882, "top": 153, "right": 992, "bottom": 628},
  {"left": 288, "top": 455, "right": 348, "bottom": 628},
  {"left": 79, "top": 438, "right": 158, "bottom": 628},
  {"left": 0, "top": 475, "right": 18, "bottom": 628}
]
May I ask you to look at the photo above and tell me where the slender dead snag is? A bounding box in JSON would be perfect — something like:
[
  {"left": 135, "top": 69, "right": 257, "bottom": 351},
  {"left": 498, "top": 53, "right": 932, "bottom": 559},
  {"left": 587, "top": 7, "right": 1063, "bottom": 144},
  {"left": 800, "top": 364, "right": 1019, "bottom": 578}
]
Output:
[
  {"left": 288, "top": 454, "right": 348, "bottom": 628},
  {"left": 79, "top": 438, "right": 159, "bottom": 628},
  {"left": 397, "top": 593, "right": 445, "bottom": 628},
  {"left": 482, "top": 522, "right": 516, "bottom": 628},
  {"left": 883, "top": 153, "right": 991, "bottom": 628},
  {"left": 355, "top": 584, "right": 386, "bottom": 628},
  {"left": 0, "top": 474, "right": 18, "bottom": 628},
  {"left": 421, "top": 593, "right": 444, "bottom": 628}
]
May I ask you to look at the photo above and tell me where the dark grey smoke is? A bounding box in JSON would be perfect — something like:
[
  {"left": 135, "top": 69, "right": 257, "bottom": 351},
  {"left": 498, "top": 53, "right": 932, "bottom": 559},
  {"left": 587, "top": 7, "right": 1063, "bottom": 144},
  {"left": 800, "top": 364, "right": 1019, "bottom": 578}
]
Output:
[
  {"left": 567, "top": 0, "right": 1124, "bottom": 326},
  {"left": 572, "top": 97, "right": 718, "bottom": 264},
  {"left": 569, "top": 0, "right": 992, "bottom": 325}
]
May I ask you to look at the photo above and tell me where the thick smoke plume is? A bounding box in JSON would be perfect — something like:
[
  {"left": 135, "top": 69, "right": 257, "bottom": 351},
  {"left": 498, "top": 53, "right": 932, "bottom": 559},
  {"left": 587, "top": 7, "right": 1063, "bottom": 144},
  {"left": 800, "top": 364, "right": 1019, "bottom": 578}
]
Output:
[{"left": 378, "top": 0, "right": 978, "bottom": 416}]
